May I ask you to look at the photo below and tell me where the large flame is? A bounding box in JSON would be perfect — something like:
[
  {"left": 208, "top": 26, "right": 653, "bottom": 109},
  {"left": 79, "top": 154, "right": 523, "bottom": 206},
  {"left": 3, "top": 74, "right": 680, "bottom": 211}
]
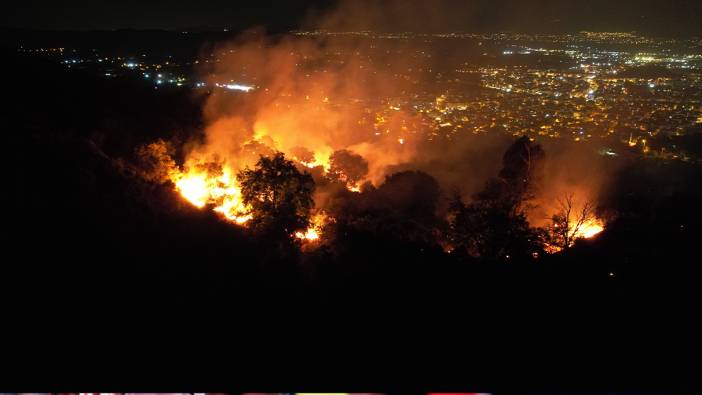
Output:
[
  {"left": 169, "top": 162, "right": 252, "bottom": 224},
  {"left": 160, "top": 144, "right": 335, "bottom": 241},
  {"left": 575, "top": 218, "right": 605, "bottom": 239},
  {"left": 136, "top": 22, "right": 615, "bottom": 252}
]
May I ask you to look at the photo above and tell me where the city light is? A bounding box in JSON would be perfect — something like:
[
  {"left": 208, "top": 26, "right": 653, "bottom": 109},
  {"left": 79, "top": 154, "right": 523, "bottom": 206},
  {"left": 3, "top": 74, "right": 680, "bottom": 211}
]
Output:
[{"left": 226, "top": 84, "right": 253, "bottom": 91}]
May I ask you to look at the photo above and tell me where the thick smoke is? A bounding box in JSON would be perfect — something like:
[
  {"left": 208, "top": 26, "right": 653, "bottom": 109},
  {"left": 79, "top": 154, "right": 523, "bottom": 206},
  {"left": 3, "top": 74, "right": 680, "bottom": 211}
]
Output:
[
  {"left": 194, "top": 28, "right": 431, "bottom": 177},
  {"left": 179, "top": 0, "right": 629, "bottom": 226}
]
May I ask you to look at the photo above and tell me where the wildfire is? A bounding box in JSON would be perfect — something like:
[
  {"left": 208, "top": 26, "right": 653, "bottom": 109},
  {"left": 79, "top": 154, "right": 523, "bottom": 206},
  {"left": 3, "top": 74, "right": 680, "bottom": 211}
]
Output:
[
  {"left": 347, "top": 182, "right": 362, "bottom": 193},
  {"left": 291, "top": 149, "right": 363, "bottom": 193},
  {"left": 544, "top": 244, "right": 563, "bottom": 254},
  {"left": 140, "top": 135, "right": 345, "bottom": 245},
  {"left": 295, "top": 213, "right": 328, "bottom": 242},
  {"left": 545, "top": 217, "right": 606, "bottom": 254},
  {"left": 170, "top": 164, "right": 251, "bottom": 224},
  {"left": 298, "top": 151, "right": 332, "bottom": 172},
  {"left": 295, "top": 228, "right": 320, "bottom": 241},
  {"left": 575, "top": 218, "right": 605, "bottom": 239},
  {"left": 164, "top": 152, "right": 330, "bottom": 243},
  {"left": 174, "top": 175, "right": 209, "bottom": 207}
]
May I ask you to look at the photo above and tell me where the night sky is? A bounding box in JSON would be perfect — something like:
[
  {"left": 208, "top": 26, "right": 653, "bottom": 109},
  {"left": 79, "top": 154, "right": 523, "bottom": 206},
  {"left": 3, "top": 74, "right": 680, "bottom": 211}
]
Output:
[{"left": 5, "top": 0, "right": 702, "bottom": 36}]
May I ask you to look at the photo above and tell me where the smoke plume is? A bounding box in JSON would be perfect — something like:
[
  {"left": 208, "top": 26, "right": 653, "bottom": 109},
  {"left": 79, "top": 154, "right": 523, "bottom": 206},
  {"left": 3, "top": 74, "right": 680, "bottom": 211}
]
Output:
[{"left": 174, "top": 0, "right": 629, "bottom": 227}]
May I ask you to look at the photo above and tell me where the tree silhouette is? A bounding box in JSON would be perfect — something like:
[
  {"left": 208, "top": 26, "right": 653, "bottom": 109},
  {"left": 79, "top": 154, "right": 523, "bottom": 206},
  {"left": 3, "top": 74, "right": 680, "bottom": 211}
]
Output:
[
  {"left": 238, "top": 152, "right": 315, "bottom": 238},
  {"left": 449, "top": 136, "right": 546, "bottom": 260},
  {"left": 477, "top": 135, "right": 545, "bottom": 214},
  {"left": 449, "top": 196, "right": 542, "bottom": 260},
  {"left": 548, "top": 193, "right": 597, "bottom": 251},
  {"left": 331, "top": 170, "right": 443, "bottom": 246},
  {"left": 328, "top": 149, "right": 369, "bottom": 185}
]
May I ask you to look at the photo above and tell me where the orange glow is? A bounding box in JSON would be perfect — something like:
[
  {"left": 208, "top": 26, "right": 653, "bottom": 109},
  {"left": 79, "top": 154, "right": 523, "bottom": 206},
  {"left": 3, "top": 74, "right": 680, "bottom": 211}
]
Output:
[
  {"left": 298, "top": 150, "right": 332, "bottom": 171},
  {"left": 295, "top": 213, "right": 328, "bottom": 242},
  {"left": 141, "top": 138, "right": 337, "bottom": 245},
  {"left": 545, "top": 217, "right": 605, "bottom": 254},
  {"left": 575, "top": 218, "right": 604, "bottom": 239},
  {"left": 170, "top": 162, "right": 251, "bottom": 225},
  {"left": 295, "top": 228, "right": 320, "bottom": 240},
  {"left": 347, "top": 182, "right": 361, "bottom": 193},
  {"left": 544, "top": 244, "right": 563, "bottom": 254},
  {"left": 174, "top": 174, "right": 209, "bottom": 208},
  {"left": 628, "top": 133, "right": 637, "bottom": 147}
]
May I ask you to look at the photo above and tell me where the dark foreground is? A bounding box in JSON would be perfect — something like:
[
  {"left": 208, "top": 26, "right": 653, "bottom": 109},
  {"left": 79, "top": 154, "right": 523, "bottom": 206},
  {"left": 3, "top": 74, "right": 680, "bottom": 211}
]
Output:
[{"left": 3, "top": 49, "right": 701, "bottom": 390}]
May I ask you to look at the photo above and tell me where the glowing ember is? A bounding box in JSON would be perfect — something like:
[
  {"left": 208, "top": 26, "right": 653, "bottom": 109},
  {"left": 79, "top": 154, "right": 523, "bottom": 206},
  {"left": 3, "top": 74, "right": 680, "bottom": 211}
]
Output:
[
  {"left": 347, "top": 183, "right": 361, "bottom": 193},
  {"left": 295, "top": 213, "right": 328, "bottom": 242},
  {"left": 544, "top": 244, "right": 563, "bottom": 254}
]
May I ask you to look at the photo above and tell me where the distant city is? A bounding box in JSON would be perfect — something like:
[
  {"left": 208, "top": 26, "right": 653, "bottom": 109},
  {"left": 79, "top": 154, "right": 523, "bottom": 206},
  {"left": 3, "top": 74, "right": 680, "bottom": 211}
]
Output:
[{"left": 19, "top": 30, "right": 702, "bottom": 162}]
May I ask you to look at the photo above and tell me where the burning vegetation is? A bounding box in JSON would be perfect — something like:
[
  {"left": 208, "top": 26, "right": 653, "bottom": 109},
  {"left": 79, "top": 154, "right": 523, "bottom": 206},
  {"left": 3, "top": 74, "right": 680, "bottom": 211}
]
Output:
[
  {"left": 132, "top": 6, "right": 614, "bottom": 256},
  {"left": 137, "top": 140, "right": 251, "bottom": 224},
  {"left": 136, "top": 133, "right": 607, "bottom": 256},
  {"left": 11, "top": 0, "right": 702, "bottom": 350},
  {"left": 543, "top": 194, "right": 605, "bottom": 253},
  {"left": 138, "top": 141, "right": 326, "bottom": 241}
]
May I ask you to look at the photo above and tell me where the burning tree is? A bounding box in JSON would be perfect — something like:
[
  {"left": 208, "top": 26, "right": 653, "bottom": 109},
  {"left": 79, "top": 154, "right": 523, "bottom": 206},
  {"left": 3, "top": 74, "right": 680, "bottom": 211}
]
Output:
[
  {"left": 328, "top": 149, "right": 369, "bottom": 187},
  {"left": 135, "top": 139, "right": 178, "bottom": 184},
  {"left": 238, "top": 152, "right": 315, "bottom": 238},
  {"left": 547, "top": 193, "right": 604, "bottom": 252},
  {"left": 290, "top": 146, "right": 316, "bottom": 165}
]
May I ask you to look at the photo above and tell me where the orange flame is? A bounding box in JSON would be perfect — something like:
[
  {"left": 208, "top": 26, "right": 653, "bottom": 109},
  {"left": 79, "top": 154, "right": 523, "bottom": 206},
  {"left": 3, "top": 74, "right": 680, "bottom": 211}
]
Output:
[
  {"left": 166, "top": 153, "right": 331, "bottom": 243},
  {"left": 170, "top": 163, "right": 251, "bottom": 224},
  {"left": 575, "top": 218, "right": 604, "bottom": 239},
  {"left": 347, "top": 182, "right": 362, "bottom": 193},
  {"left": 298, "top": 150, "right": 332, "bottom": 172},
  {"left": 295, "top": 213, "right": 328, "bottom": 242},
  {"left": 544, "top": 217, "right": 605, "bottom": 254}
]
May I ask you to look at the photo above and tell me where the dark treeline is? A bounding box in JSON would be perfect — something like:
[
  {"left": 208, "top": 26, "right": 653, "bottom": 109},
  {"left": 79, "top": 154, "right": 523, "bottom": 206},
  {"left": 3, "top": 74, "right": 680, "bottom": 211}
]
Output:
[{"left": 6, "top": 50, "right": 702, "bottom": 330}]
